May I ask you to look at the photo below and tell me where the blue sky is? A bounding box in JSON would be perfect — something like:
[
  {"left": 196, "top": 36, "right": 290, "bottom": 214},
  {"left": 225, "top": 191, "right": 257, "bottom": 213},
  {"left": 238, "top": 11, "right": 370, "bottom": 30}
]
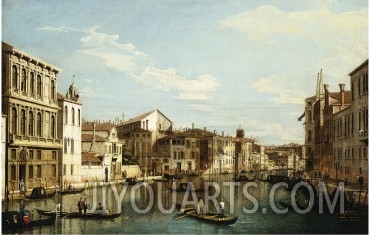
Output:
[{"left": 2, "top": 0, "right": 368, "bottom": 145}]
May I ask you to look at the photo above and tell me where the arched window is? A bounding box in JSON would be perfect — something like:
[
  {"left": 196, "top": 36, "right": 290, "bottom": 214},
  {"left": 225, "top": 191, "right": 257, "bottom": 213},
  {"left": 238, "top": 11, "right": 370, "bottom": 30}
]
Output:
[
  {"left": 72, "top": 107, "right": 75, "bottom": 125},
  {"left": 50, "top": 115, "right": 55, "bottom": 138},
  {"left": 12, "top": 65, "right": 18, "bottom": 91},
  {"left": 21, "top": 69, "right": 27, "bottom": 93},
  {"left": 11, "top": 107, "right": 17, "bottom": 134},
  {"left": 37, "top": 75, "right": 42, "bottom": 97},
  {"left": 51, "top": 80, "right": 55, "bottom": 100},
  {"left": 64, "top": 137, "right": 68, "bottom": 153},
  {"left": 308, "top": 130, "right": 312, "bottom": 142},
  {"left": 71, "top": 138, "right": 74, "bottom": 153},
  {"left": 20, "top": 109, "right": 26, "bottom": 135},
  {"left": 30, "top": 72, "right": 35, "bottom": 95},
  {"left": 64, "top": 106, "right": 68, "bottom": 124},
  {"left": 37, "top": 113, "right": 42, "bottom": 137},
  {"left": 28, "top": 111, "right": 34, "bottom": 136}
]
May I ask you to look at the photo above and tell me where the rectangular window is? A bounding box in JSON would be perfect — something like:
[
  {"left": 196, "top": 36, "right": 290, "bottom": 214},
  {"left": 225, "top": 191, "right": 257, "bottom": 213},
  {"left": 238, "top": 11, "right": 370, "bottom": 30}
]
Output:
[
  {"left": 52, "top": 151, "right": 56, "bottom": 160},
  {"left": 71, "top": 165, "right": 74, "bottom": 175},
  {"left": 365, "top": 108, "right": 368, "bottom": 130},
  {"left": 37, "top": 150, "right": 41, "bottom": 160},
  {"left": 64, "top": 165, "right": 67, "bottom": 175},
  {"left": 11, "top": 165, "right": 16, "bottom": 180},
  {"left": 37, "top": 165, "right": 41, "bottom": 178},
  {"left": 359, "top": 111, "right": 362, "bottom": 130},
  {"left": 29, "top": 165, "right": 33, "bottom": 179},
  {"left": 52, "top": 165, "right": 56, "bottom": 177}
]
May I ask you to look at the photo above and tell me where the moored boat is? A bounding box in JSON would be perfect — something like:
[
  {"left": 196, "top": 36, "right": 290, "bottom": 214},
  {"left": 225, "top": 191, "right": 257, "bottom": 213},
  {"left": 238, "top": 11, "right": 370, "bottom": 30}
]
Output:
[
  {"left": 36, "top": 209, "right": 121, "bottom": 219},
  {"left": 2, "top": 211, "right": 55, "bottom": 232},
  {"left": 25, "top": 187, "right": 56, "bottom": 199},
  {"left": 60, "top": 188, "right": 85, "bottom": 195},
  {"left": 233, "top": 174, "right": 256, "bottom": 182},
  {"left": 169, "top": 183, "right": 205, "bottom": 192},
  {"left": 175, "top": 204, "right": 237, "bottom": 225}
]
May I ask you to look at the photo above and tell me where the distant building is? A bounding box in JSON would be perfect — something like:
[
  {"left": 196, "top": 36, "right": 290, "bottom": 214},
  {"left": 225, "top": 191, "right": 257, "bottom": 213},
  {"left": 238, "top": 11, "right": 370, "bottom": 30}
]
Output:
[
  {"left": 117, "top": 109, "right": 173, "bottom": 174},
  {"left": 57, "top": 82, "right": 83, "bottom": 189},
  {"left": 2, "top": 42, "right": 62, "bottom": 192},
  {"left": 81, "top": 122, "right": 123, "bottom": 181}
]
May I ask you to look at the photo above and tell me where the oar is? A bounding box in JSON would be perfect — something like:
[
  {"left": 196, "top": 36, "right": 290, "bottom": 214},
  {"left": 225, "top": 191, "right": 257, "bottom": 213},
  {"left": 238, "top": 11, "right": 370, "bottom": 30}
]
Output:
[
  {"left": 61, "top": 207, "right": 80, "bottom": 220},
  {"left": 175, "top": 213, "right": 188, "bottom": 220}
]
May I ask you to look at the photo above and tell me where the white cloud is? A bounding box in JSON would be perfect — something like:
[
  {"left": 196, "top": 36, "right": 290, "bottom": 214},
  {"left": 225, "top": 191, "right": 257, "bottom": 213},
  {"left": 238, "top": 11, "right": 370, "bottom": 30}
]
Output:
[
  {"left": 218, "top": 5, "right": 367, "bottom": 48},
  {"left": 79, "top": 27, "right": 219, "bottom": 102},
  {"left": 39, "top": 26, "right": 78, "bottom": 33},
  {"left": 251, "top": 75, "right": 306, "bottom": 105}
]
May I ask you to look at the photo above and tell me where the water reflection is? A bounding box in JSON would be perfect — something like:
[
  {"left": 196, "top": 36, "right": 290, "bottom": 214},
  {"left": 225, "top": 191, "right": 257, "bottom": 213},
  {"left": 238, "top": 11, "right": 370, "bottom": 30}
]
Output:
[{"left": 3, "top": 175, "right": 368, "bottom": 234}]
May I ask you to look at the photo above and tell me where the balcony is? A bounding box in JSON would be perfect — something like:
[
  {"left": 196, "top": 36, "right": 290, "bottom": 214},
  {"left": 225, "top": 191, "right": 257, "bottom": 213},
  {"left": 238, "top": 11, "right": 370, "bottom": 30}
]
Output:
[
  {"left": 9, "top": 134, "right": 62, "bottom": 148},
  {"left": 359, "top": 130, "right": 368, "bottom": 143}
]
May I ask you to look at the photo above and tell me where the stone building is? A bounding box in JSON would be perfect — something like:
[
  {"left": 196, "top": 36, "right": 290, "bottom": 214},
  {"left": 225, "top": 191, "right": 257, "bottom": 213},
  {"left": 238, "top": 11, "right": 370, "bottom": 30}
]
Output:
[
  {"left": 121, "top": 127, "right": 152, "bottom": 176},
  {"left": 2, "top": 115, "right": 7, "bottom": 200},
  {"left": 117, "top": 109, "right": 173, "bottom": 174},
  {"left": 81, "top": 122, "right": 123, "bottom": 181},
  {"left": 322, "top": 83, "right": 351, "bottom": 177},
  {"left": 299, "top": 70, "right": 325, "bottom": 171},
  {"left": 2, "top": 42, "right": 62, "bottom": 193},
  {"left": 333, "top": 59, "right": 368, "bottom": 184},
  {"left": 57, "top": 82, "right": 82, "bottom": 189}
]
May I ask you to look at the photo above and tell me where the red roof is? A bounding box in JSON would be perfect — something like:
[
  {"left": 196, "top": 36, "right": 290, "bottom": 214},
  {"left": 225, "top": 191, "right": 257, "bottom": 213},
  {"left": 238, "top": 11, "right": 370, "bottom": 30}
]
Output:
[
  {"left": 82, "top": 122, "right": 116, "bottom": 131},
  {"left": 81, "top": 152, "right": 103, "bottom": 164},
  {"left": 81, "top": 134, "right": 107, "bottom": 142}
]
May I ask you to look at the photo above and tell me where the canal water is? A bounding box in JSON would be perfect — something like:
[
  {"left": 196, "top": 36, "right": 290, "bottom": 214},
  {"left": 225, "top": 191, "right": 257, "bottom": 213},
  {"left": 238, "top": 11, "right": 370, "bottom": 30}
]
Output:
[{"left": 4, "top": 174, "right": 368, "bottom": 234}]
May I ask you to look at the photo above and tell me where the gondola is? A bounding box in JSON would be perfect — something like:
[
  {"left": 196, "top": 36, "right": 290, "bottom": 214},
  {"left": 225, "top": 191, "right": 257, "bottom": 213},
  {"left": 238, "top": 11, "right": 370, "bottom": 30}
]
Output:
[
  {"left": 36, "top": 209, "right": 121, "bottom": 219},
  {"left": 2, "top": 211, "right": 55, "bottom": 232},
  {"left": 175, "top": 204, "right": 237, "bottom": 225},
  {"left": 25, "top": 187, "right": 56, "bottom": 199},
  {"left": 233, "top": 175, "right": 256, "bottom": 182},
  {"left": 169, "top": 183, "right": 205, "bottom": 192},
  {"left": 60, "top": 188, "right": 85, "bottom": 195},
  {"left": 278, "top": 200, "right": 309, "bottom": 210}
]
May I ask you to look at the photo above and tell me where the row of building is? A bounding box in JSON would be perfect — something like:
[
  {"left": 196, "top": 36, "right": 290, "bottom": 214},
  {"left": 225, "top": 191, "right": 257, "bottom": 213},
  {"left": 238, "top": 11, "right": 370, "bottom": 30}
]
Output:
[
  {"left": 1, "top": 42, "right": 306, "bottom": 198},
  {"left": 300, "top": 60, "right": 368, "bottom": 185}
]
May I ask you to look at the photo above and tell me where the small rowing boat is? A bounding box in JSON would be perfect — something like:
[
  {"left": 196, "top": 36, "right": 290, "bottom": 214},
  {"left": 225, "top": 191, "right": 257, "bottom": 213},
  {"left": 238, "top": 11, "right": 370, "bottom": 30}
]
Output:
[
  {"left": 36, "top": 209, "right": 121, "bottom": 219},
  {"left": 175, "top": 203, "right": 237, "bottom": 225}
]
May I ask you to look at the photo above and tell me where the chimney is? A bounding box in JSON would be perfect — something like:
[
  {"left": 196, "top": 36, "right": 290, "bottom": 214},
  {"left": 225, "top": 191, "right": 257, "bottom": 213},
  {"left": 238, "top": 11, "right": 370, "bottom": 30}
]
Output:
[
  {"left": 339, "top": 83, "right": 345, "bottom": 106},
  {"left": 92, "top": 123, "right": 96, "bottom": 144},
  {"left": 222, "top": 131, "right": 224, "bottom": 137},
  {"left": 323, "top": 84, "right": 329, "bottom": 106},
  {"left": 192, "top": 123, "right": 194, "bottom": 130}
]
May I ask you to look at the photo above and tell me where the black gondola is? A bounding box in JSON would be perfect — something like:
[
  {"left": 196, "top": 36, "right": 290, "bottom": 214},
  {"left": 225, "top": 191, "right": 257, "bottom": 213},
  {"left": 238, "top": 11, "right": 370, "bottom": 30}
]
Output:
[
  {"left": 25, "top": 187, "right": 56, "bottom": 199},
  {"left": 169, "top": 183, "right": 205, "bottom": 192},
  {"left": 233, "top": 175, "right": 256, "bottom": 182},
  {"left": 175, "top": 203, "right": 237, "bottom": 225},
  {"left": 36, "top": 209, "right": 121, "bottom": 219},
  {"left": 2, "top": 211, "right": 55, "bottom": 232}
]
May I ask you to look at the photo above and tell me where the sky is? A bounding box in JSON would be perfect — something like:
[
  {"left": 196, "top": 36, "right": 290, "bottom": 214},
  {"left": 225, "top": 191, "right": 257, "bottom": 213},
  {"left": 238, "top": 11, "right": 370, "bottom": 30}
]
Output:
[{"left": 2, "top": 0, "right": 368, "bottom": 145}]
